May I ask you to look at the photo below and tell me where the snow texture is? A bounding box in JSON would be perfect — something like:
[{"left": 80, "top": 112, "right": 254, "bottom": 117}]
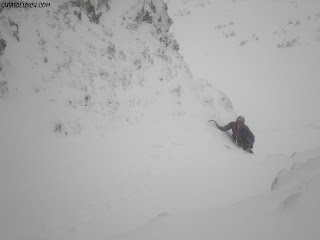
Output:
[{"left": 1, "top": 0, "right": 320, "bottom": 240}]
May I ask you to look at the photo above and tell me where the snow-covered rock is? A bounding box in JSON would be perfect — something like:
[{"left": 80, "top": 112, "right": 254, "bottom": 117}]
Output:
[
  {"left": 0, "top": 0, "right": 233, "bottom": 134},
  {"left": 271, "top": 148, "right": 320, "bottom": 192}
]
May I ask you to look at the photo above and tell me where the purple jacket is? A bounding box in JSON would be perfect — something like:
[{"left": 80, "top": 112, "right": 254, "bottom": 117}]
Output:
[{"left": 220, "top": 122, "right": 255, "bottom": 145}]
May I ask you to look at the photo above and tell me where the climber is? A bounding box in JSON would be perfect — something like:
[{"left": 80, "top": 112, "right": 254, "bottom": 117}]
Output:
[{"left": 217, "top": 116, "right": 255, "bottom": 152}]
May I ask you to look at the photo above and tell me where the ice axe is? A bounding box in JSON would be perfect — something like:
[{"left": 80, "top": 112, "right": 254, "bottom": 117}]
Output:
[{"left": 208, "top": 119, "right": 220, "bottom": 128}]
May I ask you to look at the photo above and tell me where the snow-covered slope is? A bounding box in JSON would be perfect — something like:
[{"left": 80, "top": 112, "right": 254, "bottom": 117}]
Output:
[
  {"left": 1, "top": 0, "right": 320, "bottom": 240},
  {"left": 166, "top": 0, "right": 320, "bottom": 130},
  {"left": 166, "top": 0, "right": 320, "bottom": 156},
  {"left": 113, "top": 147, "right": 320, "bottom": 240},
  {"left": 110, "top": 0, "right": 320, "bottom": 239},
  {"left": 0, "top": 0, "right": 234, "bottom": 136},
  {"left": 0, "top": 1, "right": 239, "bottom": 239}
]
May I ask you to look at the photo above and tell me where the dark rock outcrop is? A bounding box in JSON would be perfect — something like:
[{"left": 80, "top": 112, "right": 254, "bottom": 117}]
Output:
[
  {"left": 133, "top": 0, "right": 172, "bottom": 31},
  {"left": 0, "top": 38, "right": 7, "bottom": 56},
  {"left": 59, "top": 0, "right": 111, "bottom": 24},
  {"left": 126, "top": 0, "right": 179, "bottom": 51}
]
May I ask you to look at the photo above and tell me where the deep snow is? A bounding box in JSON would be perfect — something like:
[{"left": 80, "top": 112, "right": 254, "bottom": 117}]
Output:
[
  {"left": 0, "top": 0, "right": 320, "bottom": 240},
  {"left": 114, "top": 148, "right": 320, "bottom": 240}
]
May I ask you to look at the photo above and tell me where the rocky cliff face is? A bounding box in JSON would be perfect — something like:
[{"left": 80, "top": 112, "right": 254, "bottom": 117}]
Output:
[
  {"left": 123, "top": 0, "right": 179, "bottom": 50},
  {"left": 0, "top": 0, "right": 234, "bottom": 134}
]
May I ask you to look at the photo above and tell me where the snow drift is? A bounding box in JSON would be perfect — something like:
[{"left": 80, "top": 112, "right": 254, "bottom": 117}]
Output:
[{"left": 113, "top": 147, "right": 320, "bottom": 240}]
